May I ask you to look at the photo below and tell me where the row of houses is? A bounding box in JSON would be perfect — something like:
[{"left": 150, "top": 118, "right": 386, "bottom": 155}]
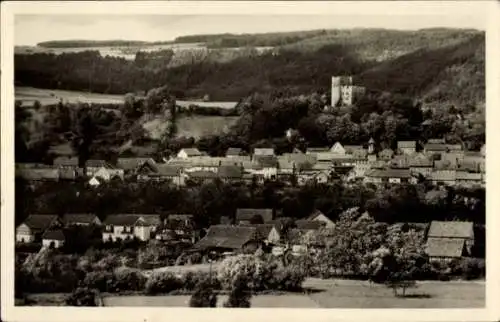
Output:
[{"left": 16, "top": 210, "right": 479, "bottom": 262}]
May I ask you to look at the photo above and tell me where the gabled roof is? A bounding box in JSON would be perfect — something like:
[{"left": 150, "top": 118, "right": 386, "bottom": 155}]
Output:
[
  {"left": 424, "top": 143, "right": 448, "bottom": 152},
  {"left": 16, "top": 168, "right": 60, "bottom": 181},
  {"left": 428, "top": 221, "right": 474, "bottom": 239},
  {"left": 431, "top": 170, "right": 456, "bottom": 181},
  {"left": 456, "top": 171, "right": 482, "bottom": 181},
  {"left": 193, "top": 225, "right": 259, "bottom": 250},
  {"left": 155, "top": 164, "right": 182, "bottom": 176},
  {"left": 178, "top": 148, "right": 202, "bottom": 157},
  {"left": 20, "top": 214, "right": 59, "bottom": 231},
  {"left": 253, "top": 148, "right": 275, "bottom": 156},
  {"left": 117, "top": 158, "right": 155, "bottom": 171},
  {"left": 236, "top": 208, "right": 274, "bottom": 223},
  {"left": 426, "top": 237, "right": 466, "bottom": 258},
  {"left": 188, "top": 170, "right": 218, "bottom": 179},
  {"left": 42, "top": 229, "right": 65, "bottom": 241},
  {"left": 53, "top": 156, "right": 79, "bottom": 167},
  {"left": 397, "top": 141, "right": 417, "bottom": 149},
  {"left": 308, "top": 147, "right": 331, "bottom": 154},
  {"left": 103, "top": 214, "right": 142, "bottom": 226},
  {"left": 295, "top": 220, "right": 325, "bottom": 230},
  {"left": 366, "top": 168, "right": 411, "bottom": 179},
  {"left": 307, "top": 210, "right": 326, "bottom": 221},
  {"left": 226, "top": 148, "right": 243, "bottom": 156},
  {"left": 428, "top": 138, "right": 446, "bottom": 144},
  {"left": 167, "top": 214, "right": 194, "bottom": 221},
  {"left": 218, "top": 165, "right": 243, "bottom": 178},
  {"left": 446, "top": 144, "right": 463, "bottom": 151},
  {"left": 62, "top": 213, "right": 99, "bottom": 225},
  {"left": 137, "top": 214, "right": 162, "bottom": 226},
  {"left": 86, "top": 159, "right": 112, "bottom": 168},
  {"left": 343, "top": 145, "right": 364, "bottom": 154},
  {"left": 240, "top": 224, "right": 277, "bottom": 240}
]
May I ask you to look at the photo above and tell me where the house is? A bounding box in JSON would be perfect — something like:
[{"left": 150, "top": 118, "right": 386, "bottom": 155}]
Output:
[
  {"left": 343, "top": 145, "right": 365, "bottom": 156},
  {"left": 226, "top": 148, "right": 245, "bottom": 157},
  {"left": 408, "top": 154, "right": 434, "bottom": 178},
  {"left": 16, "top": 214, "right": 60, "bottom": 243},
  {"left": 16, "top": 167, "right": 60, "bottom": 182},
  {"left": 295, "top": 220, "right": 325, "bottom": 230},
  {"left": 241, "top": 224, "right": 281, "bottom": 244},
  {"left": 102, "top": 214, "right": 161, "bottom": 242},
  {"left": 53, "top": 156, "right": 79, "bottom": 168},
  {"left": 116, "top": 157, "right": 156, "bottom": 174},
  {"left": 88, "top": 176, "right": 101, "bottom": 187},
  {"left": 177, "top": 148, "right": 203, "bottom": 159},
  {"left": 59, "top": 167, "right": 80, "bottom": 181},
  {"left": 217, "top": 165, "right": 244, "bottom": 182},
  {"left": 286, "top": 228, "right": 316, "bottom": 255},
  {"left": 430, "top": 170, "right": 456, "bottom": 186},
  {"left": 306, "top": 210, "right": 335, "bottom": 228},
  {"left": 138, "top": 164, "right": 185, "bottom": 186},
  {"left": 192, "top": 225, "right": 263, "bottom": 254},
  {"left": 253, "top": 148, "right": 275, "bottom": 158},
  {"left": 426, "top": 221, "right": 475, "bottom": 261},
  {"left": 187, "top": 170, "right": 218, "bottom": 184},
  {"left": 93, "top": 167, "right": 124, "bottom": 181},
  {"left": 378, "top": 148, "right": 394, "bottom": 161},
  {"left": 41, "top": 230, "right": 65, "bottom": 248},
  {"left": 459, "top": 153, "right": 485, "bottom": 173},
  {"left": 423, "top": 143, "right": 448, "bottom": 156},
  {"left": 236, "top": 208, "right": 274, "bottom": 224},
  {"left": 307, "top": 147, "right": 331, "bottom": 155},
  {"left": 397, "top": 141, "right": 417, "bottom": 155},
  {"left": 428, "top": 138, "right": 446, "bottom": 144},
  {"left": 252, "top": 156, "right": 279, "bottom": 179},
  {"left": 329, "top": 142, "right": 346, "bottom": 155},
  {"left": 62, "top": 213, "right": 101, "bottom": 226},
  {"left": 455, "top": 171, "right": 483, "bottom": 187},
  {"left": 159, "top": 214, "right": 196, "bottom": 242},
  {"left": 85, "top": 160, "right": 114, "bottom": 177},
  {"left": 364, "top": 168, "right": 414, "bottom": 184}
]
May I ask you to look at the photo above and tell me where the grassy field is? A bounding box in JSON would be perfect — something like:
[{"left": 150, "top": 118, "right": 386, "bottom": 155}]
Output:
[
  {"left": 15, "top": 87, "right": 124, "bottom": 106},
  {"left": 176, "top": 115, "right": 238, "bottom": 139}
]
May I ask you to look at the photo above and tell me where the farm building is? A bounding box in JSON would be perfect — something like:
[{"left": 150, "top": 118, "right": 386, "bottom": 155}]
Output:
[
  {"left": 42, "top": 230, "right": 66, "bottom": 248},
  {"left": 192, "top": 225, "right": 263, "bottom": 255},
  {"left": 177, "top": 148, "right": 203, "bottom": 159},
  {"left": 62, "top": 213, "right": 102, "bottom": 226},
  {"left": 236, "top": 208, "right": 274, "bottom": 224},
  {"left": 102, "top": 214, "right": 161, "bottom": 242},
  {"left": 425, "top": 221, "right": 475, "bottom": 262},
  {"left": 16, "top": 214, "right": 61, "bottom": 243}
]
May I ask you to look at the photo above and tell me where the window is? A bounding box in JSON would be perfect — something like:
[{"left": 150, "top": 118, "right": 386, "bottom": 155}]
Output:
[{"left": 106, "top": 225, "right": 112, "bottom": 231}]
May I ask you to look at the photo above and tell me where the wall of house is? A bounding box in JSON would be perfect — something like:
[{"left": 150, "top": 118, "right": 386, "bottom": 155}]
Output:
[
  {"left": 340, "top": 85, "right": 353, "bottom": 106},
  {"left": 267, "top": 228, "right": 281, "bottom": 244},
  {"left": 331, "top": 77, "right": 341, "bottom": 107},
  {"left": 16, "top": 224, "right": 34, "bottom": 243},
  {"left": 400, "top": 148, "right": 416, "bottom": 155},
  {"left": 102, "top": 225, "right": 135, "bottom": 242},
  {"left": 134, "top": 226, "right": 152, "bottom": 241},
  {"left": 388, "top": 177, "right": 402, "bottom": 184},
  {"left": 42, "top": 239, "right": 64, "bottom": 248}
]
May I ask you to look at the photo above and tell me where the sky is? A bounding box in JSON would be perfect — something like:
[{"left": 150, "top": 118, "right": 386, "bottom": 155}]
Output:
[{"left": 15, "top": 14, "right": 486, "bottom": 46}]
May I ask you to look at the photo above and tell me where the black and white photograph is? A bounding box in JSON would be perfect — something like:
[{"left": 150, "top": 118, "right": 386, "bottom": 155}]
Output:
[{"left": 1, "top": 1, "right": 499, "bottom": 321}]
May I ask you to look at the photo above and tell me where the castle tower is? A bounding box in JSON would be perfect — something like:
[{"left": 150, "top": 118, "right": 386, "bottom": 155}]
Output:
[
  {"left": 331, "top": 76, "right": 342, "bottom": 107},
  {"left": 368, "top": 137, "right": 375, "bottom": 155},
  {"left": 332, "top": 76, "right": 354, "bottom": 107}
]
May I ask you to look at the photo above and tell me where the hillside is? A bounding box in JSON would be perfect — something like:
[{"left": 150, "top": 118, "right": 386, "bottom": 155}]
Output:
[
  {"left": 357, "top": 34, "right": 485, "bottom": 109},
  {"left": 15, "top": 28, "right": 485, "bottom": 109}
]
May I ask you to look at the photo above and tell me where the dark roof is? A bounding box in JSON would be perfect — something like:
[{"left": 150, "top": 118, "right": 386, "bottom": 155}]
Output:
[
  {"left": 366, "top": 168, "right": 411, "bottom": 179},
  {"left": 236, "top": 208, "right": 274, "bottom": 223},
  {"left": 426, "top": 238, "right": 465, "bottom": 258},
  {"left": 167, "top": 214, "right": 194, "bottom": 221},
  {"left": 86, "top": 159, "right": 111, "bottom": 168},
  {"left": 53, "top": 156, "right": 79, "bottom": 167},
  {"left": 103, "top": 214, "right": 142, "bottom": 226},
  {"left": 62, "top": 213, "right": 99, "bottom": 225},
  {"left": 226, "top": 148, "right": 243, "bottom": 156},
  {"left": 117, "top": 158, "right": 155, "bottom": 171},
  {"left": 42, "top": 229, "right": 65, "bottom": 241},
  {"left": 217, "top": 165, "right": 243, "bottom": 178},
  {"left": 428, "top": 221, "right": 474, "bottom": 239},
  {"left": 155, "top": 164, "right": 182, "bottom": 176},
  {"left": 16, "top": 168, "right": 60, "bottom": 181},
  {"left": 21, "top": 214, "right": 59, "bottom": 231},
  {"left": 240, "top": 224, "right": 277, "bottom": 240},
  {"left": 295, "top": 220, "right": 325, "bottom": 230},
  {"left": 307, "top": 210, "right": 326, "bottom": 221},
  {"left": 424, "top": 143, "right": 448, "bottom": 152},
  {"left": 193, "top": 225, "right": 259, "bottom": 250},
  {"left": 188, "top": 170, "right": 218, "bottom": 179}
]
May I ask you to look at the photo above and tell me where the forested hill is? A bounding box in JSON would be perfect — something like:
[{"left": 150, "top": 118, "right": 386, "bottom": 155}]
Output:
[{"left": 16, "top": 29, "right": 484, "bottom": 110}]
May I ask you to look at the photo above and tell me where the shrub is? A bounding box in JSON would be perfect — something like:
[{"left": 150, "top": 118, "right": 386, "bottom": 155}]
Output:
[
  {"left": 181, "top": 271, "right": 213, "bottom": 291},
  {"left": 189, "top": 280, "right": 218, "bottom": 307},
  {"left": 65, "top": 287, "right": 99, "bottom": 306},
  {"left": 110, "top": 268, "right": 146, "bottom": 292},
  {"left": 224, "top": 275, "right": 251, "bottom": 308},
  {"left": 461, "top": 258, "right": 485, "bottom": 280},
  {"left": 144, "top": 272, "right": 183, "bottom": 295},
  {"left": 83, "top": 271, "right": 115, "bottom": 292}
]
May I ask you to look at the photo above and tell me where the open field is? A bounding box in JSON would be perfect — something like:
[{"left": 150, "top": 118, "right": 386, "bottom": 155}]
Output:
[
  {"left": 15, "top": 87, "right": 124, "bottom": 106},
  {"left": 176, "top": 115, "right": 238, "bottom": 139},
  {"left": 102, "top": 279, "right": 484, "bottom": 308}
]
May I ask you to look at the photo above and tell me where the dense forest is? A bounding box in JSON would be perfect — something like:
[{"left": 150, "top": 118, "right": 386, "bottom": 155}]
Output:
[{"left": 16, "top": 29, "right": 485, "bottom": 109}]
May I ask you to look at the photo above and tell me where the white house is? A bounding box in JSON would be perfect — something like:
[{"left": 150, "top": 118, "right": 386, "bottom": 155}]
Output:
[
  {"left": 102, "top": 214, "right": 161, "bottom": 242},
  {"left": 42, "top": 230, "right": 65, "bottom": 248},
  {"left": 16, "top": 214, "right": 60, "bottom": 243},
  {"left": 177, "top": 148, "right": 203, "bottom": 159},
  {"left": 93, "top": 167, "right": 124, "bottom": 181},
  {"left": 330, "top": 142, "right": 346, "bottom": 155}
]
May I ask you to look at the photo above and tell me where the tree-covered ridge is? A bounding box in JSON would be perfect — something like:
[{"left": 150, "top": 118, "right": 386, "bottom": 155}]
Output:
[{"left": 37, "top": 40, "right": 174, "bottom": 48}]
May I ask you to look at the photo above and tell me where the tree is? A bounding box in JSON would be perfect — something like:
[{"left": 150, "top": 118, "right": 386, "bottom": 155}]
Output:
[{"left": 65, "top": 287, "right": 99, "bottom": 306}]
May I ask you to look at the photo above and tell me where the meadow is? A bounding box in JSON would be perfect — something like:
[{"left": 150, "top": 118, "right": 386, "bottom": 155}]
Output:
[{"left": 15, "top": 87, "right": 124, "bottom": 106}]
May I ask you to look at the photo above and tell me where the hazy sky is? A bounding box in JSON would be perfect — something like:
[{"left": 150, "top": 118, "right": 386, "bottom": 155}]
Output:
[{"left": 15, "top": 14, "right": 486, "bottom": 46}]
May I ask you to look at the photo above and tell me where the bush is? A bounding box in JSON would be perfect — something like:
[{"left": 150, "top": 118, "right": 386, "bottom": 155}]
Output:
[
  {"left": 182, "top": 271, "right": 214, "bottom": 291},
  {"left": 461, "top": 258, "right": 485, "bottom": 280},
  {"left": 144, "top": 272, "right": 183, "bottom": 295},
  {"left": 224, "top": 275, "right": 251, "bottom": 308},
  {"left": 189, "top": 280, "right": 218, "bottom": 307},
  {"left": 65, "top": 287, "right": 99, "bottom": 306},
  {"left": 110, "top": 268, "right": 146, "bottom": 292},
  {"left": 83, "top": 271, "right": 115, "bottom": 292}
]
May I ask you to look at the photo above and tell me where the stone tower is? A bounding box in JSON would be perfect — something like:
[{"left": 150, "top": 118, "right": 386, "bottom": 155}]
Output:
[{"left": 331, "top": 76, "right": 354, "bottom": 107}]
